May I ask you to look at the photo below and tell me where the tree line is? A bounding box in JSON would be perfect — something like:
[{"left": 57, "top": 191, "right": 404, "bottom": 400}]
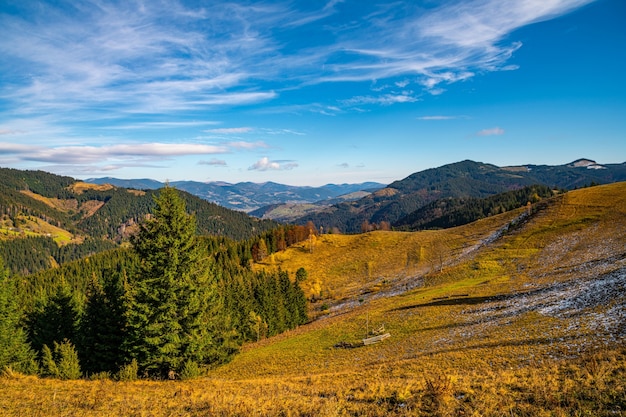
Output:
[
  {"left": 0, "top": 187, "right": 308, "bottom": 379},
  {"left": 0, "top": 236, "right": 117, "bottom": 276},
  {"left": 394, "top": 184, "right": 554, "bottom": 231}
]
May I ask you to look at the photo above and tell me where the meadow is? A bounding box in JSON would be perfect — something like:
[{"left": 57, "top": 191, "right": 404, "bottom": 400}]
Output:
[{"left": 2, "top": 182, "right": 625, "bottom": 416}]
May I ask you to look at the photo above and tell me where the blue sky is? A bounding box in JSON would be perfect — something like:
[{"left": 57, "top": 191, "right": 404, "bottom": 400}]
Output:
[{"left": 1, "top": 0, "right": 624, "bottom": 186}]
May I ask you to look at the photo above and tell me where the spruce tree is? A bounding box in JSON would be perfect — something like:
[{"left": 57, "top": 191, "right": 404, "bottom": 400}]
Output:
[
  {"left": 125, "top": 186, "right": 224, "bottom": 377},
  {"left": 79, "top": 270, "right": 128, "bottom": 375},
  {"left": 27, "top": 281, "right": 81, "bottom": 356},
  {"left": 0, "top": 257, "right": 38, "bottom": 373}
]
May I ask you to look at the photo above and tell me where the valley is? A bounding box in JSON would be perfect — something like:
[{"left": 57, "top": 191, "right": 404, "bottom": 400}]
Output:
[
  {"left": 2, "top": 0, "right": 625, "bottom": 413},
  {"left": 2, "top": 180, "right": 624, "bottom": 416}
]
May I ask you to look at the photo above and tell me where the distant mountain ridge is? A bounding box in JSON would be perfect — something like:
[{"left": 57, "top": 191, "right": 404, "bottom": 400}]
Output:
[
  {"left": 85, "top": 178, "right": 385, "bottom": 212},
  {"left": 294, "top": 159, "right": 626, "bottom": 233}
]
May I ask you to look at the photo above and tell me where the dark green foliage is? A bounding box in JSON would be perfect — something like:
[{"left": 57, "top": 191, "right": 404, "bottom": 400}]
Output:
[
  {"left": 40, "top": 344, "right": 56, "bottom": 376},
  {"left": 1, "top": 170, "right": 310, "bottom": 379},
  {"left": 394, "top": 184, "right": 554, "bottom": 231},
  {"left": 79, "top": 271, "right": 129, "bottom": 375},
  {"left": 0, "top": 257, "right": 38, "bottom": 373},
  {"left": 27, "top": 283, "right": 81, "bottom": 355},
  {"left": 74, "top": 186, "right": 278, "bottom": 241},
  {"left": 0, "top": 236, "right": 117, "bottom": 276},
  {"left": 0, "top": 236, "right": 57, "bottom": 276},
  {"left": 56, "top": 238, "right": 118, "bottom": 264},
  {"left": 179, "top": 359, "right": 201, "bottom": 380},
  {"left": 125, "top": 186, "right": 226, "bottom": 377},
  {"left": 218, "top": 266, "right": 308, "bottom": 341},
  {"left": 18, "top": 248, "right": 137, "bottom": 308},
  {"left": 295, "top": 267, "right": 308, "bottom": 282},
  {"left": 76, "top": 188, "right": 153, "bottom": 240},
  {"left": 0, "top": 167, "right": 75, "bottom": 198},
  {"left": 19, "top": 231, "right": 309, "bottom": 378}
]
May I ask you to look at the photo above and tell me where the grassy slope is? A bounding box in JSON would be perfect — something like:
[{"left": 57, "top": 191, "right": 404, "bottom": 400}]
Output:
[{"left": 2, "top": 183, "right": 625, "bottom": 416}]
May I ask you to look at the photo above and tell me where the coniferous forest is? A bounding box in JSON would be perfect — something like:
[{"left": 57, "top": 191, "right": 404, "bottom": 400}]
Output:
[{"left": 0, "top": 185, "right": 308, "bottom": 379}]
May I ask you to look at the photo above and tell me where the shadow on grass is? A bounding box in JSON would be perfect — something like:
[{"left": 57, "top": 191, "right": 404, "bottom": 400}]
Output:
[
  {"left": 390, "top": 284, "right": 560, "bottom": 313},
  {"left": 412, "top": 333, "right": 593, "bottom": 358},
  {"left": 390, "top": 295, "right": 501, "bottom": 311}
]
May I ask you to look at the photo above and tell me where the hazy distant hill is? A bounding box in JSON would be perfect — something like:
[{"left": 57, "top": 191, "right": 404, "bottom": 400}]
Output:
[
  {"left": 86, "top": 177, "right": 384, "bottom": 212},
  {"left": 295, "top": 159, "right": 626, "bottom": 233},
  {"left": 249, "top": 190, "right": 374, "bottom": 222}
]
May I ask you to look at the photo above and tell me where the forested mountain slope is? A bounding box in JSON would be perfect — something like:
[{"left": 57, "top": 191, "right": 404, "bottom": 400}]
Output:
[
  {"left": 0, "top": 167, "right": 277, "bottom": 275},
  {"left": 296, "top": 159, "right": 626, "bottom": 233},
  {"left": 394, "top": 184, "right": 554, "bottom": 231}
]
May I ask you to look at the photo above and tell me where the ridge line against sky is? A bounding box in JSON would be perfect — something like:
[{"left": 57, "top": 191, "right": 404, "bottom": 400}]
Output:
[{"left": 0, "top": 0, "right": 625, "bottom": 186}]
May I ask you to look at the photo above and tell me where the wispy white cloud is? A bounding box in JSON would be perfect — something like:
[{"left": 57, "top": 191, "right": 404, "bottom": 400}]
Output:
[
  {"left": 318, "top": 0, "right": 594, "bottom": 94},
  {"left": 226, "top": 141, "right": 269, "bottom": 150},
  {"left": 206, "top": 127, "right": 253, "bottom": 134},
  {"left": 0, "top": 0, "right": 597, "bottom": 183},
  {"left": 0, "top": 143, "right": 36, "bottom": 154},
  {"left": 199, "top": 158, "right": 227, "bottom": 167},
  {"left": 113, "top": 121, "right": 221, "bottom": 130},
  {"left": 0, "top": 0, "right": 595, "bottom": 121},
  {"left": 0, "top": 1, "right": 280, "bottom": 120},
  {"left": 0, "top": 141, "right": 233, "bottom": 166},
  {"left": 248, "top": 157, "right": 298, "bottom": 171},
  {"left": 0, "top": 129, "right": 23, "bottom": 135},
  {"left": 262, "top": 128, "right": 306, "bottom": 136},
  {"left": 476, "top": 127, "right": 505, "bottom": 136},
  {"left": 342, "top": 92, "right": 419, "bottom": 107}
]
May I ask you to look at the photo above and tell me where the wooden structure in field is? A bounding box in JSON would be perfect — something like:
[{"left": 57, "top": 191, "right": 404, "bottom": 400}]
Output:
[
  {"left": 363, "top": 315, "right": 390, "bottom": 345},
  {"left": 362, "top": 332, "right": 391, "bottom": 345}
]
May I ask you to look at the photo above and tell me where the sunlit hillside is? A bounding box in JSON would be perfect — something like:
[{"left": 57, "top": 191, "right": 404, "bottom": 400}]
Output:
[
  {"left": 2, "top": 183, "right": 625, "bottom": 416},
  {"left": 255, "top": 207, "right": 525, "bottom": 316}
]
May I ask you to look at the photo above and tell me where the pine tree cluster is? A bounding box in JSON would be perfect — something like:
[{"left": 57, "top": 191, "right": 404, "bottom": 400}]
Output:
[{"left": 0, "top": 187, "right": 308, "bottom": 379}]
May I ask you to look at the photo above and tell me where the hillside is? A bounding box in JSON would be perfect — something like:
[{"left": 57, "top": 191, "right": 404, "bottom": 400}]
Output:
[
  {"left": 296, "top": 159, "right": 626, "bottom": 233},
  {"left": 2, "top": 182, "right": 625, "bottom": 416},
  {"left": 393, "top": 184, "right": 554, "bottom": 231},
  {"left": 212, "top": 181, "right": 626, "bottom": 414},
  {"left": 0, "top": 167, "right": 278, "bottom": 275}
]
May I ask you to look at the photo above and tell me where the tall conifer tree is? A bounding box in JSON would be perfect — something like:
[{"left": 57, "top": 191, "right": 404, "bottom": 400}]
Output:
[{"left": 125, "top": 186, "right": 223, "bottom": 377}]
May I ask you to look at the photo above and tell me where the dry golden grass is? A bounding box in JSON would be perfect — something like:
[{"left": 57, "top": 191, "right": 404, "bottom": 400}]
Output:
[
  {"left": 70, "top": 182, "right": 115, "bottom": 194},
  {"left": 19, "top": 190, "right": 77, "bottom": 211},
  {"left": 2, "top": 182, "right": 626, "bottom": 416},
  {"left": 258, "top": 209, "right": 523, "bottom": 308},
  {"left": 2, "top": 348, "right": 624, "bottom": 416}
]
